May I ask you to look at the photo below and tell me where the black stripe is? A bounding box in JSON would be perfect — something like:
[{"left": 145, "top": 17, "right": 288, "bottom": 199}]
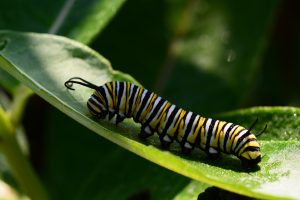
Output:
[
  {"left": 191, "top": 115, "right": 201, "bottom": 136},
  {"left": 135, "top": 90, "right": 152, "bottom": 121},
  {"left": 107, "top": 82, "right": 114, "bottom": 103},
  {"left": 124, "top": 82, "right": 129, "bottom": 114},
  {"left": 225, "top": 125, "right": 239, "bottom": 153},
  {"left": 87, "top": 101, "right": 99, "bottom": 115},
  {"left": 189, "top": 115, "right": 201, "bottom": 147},
  {"left": 223, "top": 123, "right": 235, "bottom": 152},
  {"left": 198, "top": 118, "right": 207, "bottom": 148},
  {"left": 97, "top": 87, "right": 109, "bottom": 112},
  {"left": 241, "top": 146, "right": 260, "bottom": 153},
  {"left": 174, "top": 111, "right": 188, "bottom": 143},
  {"left": 116, "top": 82, "right": 125, "bottom": 114},
  {"left": 233, "top": 131, "right": 252, "bottom": 153},
  {"left": 217, "top": 122, "right": 226, "bottom": 152},
  {"left": 236, "top": 138, "right": 257, "bottom": 155},
  {"left": 205, "top": 119, "right": 216, "bottom": 152},
  {"left": 160, "top": 106, "right": 180, "bottom": 140},
  {"left": 173, "top": 109, "right": 184, "bottom": 129},
  {"left": 91, "top": 94, "right": 104, "bottom": 105},
  {"left": 230, "top": 127, "right": 246, "bottom": 152},
  {"left": 127, "top": 84, "right": 138, "bottom": 117},
  {"left": 181, "top": 112, "right": 197, "bottom": 145},
  {"left": 87, "top": 96, "right": 104, "bottom": 114},
  {"left": 213, "top": 120, "right": 220, "bottom": 151},
  {"left": 144, "top": 98, "right": 166, "bottom": 129},
  {"left": 156, "top": 103, "right": 172, "bottom": 133}
]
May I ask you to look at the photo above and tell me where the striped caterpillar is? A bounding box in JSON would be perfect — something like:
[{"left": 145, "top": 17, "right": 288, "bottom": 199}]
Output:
[{"left": 65, "top": 77, "right": 266, "bottom": 168}]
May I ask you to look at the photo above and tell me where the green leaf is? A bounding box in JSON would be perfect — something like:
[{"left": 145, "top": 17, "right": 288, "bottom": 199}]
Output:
[
  {"left": 0, "top": 31, "right": 299, "bottom": 200},
  {"left": 0, "top": 0, "right": 126, "bottom": 93},
  {"left": 0, "top": 0, "right": 126, "bottom": 44}
]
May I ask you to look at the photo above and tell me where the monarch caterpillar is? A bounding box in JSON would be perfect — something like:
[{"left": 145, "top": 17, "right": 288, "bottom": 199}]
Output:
[{"left": 65, "top": 77, "right": 266, "bottom": 168}]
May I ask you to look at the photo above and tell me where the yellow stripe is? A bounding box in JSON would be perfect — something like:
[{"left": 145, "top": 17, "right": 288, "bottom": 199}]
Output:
[
  {"left": 228, "top": 126, "right": 244, "bottom": 148},
  {"left": 210, "top": 120, "right": 220, "bottom": 147},
  {"left": 239, "top": 140, "right": 260, "bottom": 154},
  {"left": 104, "top": 84, "right": 114, "bottom": 109},
  {"left": 151, "top": 102, "right": 171, "bottom": 128},
  {"left": 174, "top": 110, "right": 186, "bottom": 142},
  {"left": 187, "top": 116, "right": 200, "bottom": 143},
  {"left": 95, "top": 91, "right": 105, "bottom": 105},
  {"left": 200, "top": 126, "right": 206, "bottom": 149},
  {"left": 125, "top": 82, "right": 131, "bottom": 114},
  {"left": 134, "top": 87, "right": 144, "bottom": 112},
  {"left": 113, "top": 82, "right": 117, "bottom": 107},
  {"left": 140, "top": 94, "right": 157, "bottom": 122},
  {"left": 212, "top": 121, "right": 226, "bottom": 148}
]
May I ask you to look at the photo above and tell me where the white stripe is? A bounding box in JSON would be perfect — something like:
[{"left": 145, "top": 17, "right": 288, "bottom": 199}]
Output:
[
  {"left": 119, "top": 83, "right": 127, "bottom": 116},
  {"left": 131, "top": 87, "right": 140, "bottom": 114},
  {"left": 187, "top": 115, "right": 200, "bottom": 138},
  {"left": 220, "top": 123, "right": 232, "bottom": 151},
  {"left": 209, "top": 120, "right": 219, "bottom": 147},
  {"left": 87, "top": 101, "right": 100, "bottom": 113},
  {"left": 134, "top": 89, "right": 147, "bottom": 116},
  {"left": 140, "top": 92, "right": 155, "bottom": 122},
  {"left": 153, "top": 101, "right": 167, "bottom": 121},
  {"left": 226, "top": 125, "right": 238, "bottom": 152},
  {"left": 205, "top": 118, "right": 212, "bottom": 144},
  {"left": 233, "top": 129, "right": 248, "bottom": 152},
  {"left": 166, "top": 104, "right": 176, "bottom": 119},
  {"left": 103, "top": 85, "right": 114, "bottom": 112},
  {"left": 163, "top": 108, "right": 181, "bottom": 134},
  {"left": 183, "top": 112, "right": 193, "bottom": 135},
  {"left": 90, "top": 96, "right": 105, "bottom": 110},
  {"left": 223, "top": 123, "right": 232, "bottom": 134}
]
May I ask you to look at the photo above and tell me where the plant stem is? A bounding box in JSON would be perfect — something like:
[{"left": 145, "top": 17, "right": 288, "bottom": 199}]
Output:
[
  {"left": 0, "top": 107, "right": 48, "bottom": 200},
  {"left": 8, "top": 85, "right": 33, "bottom": 127},
  {"left": 154, "top": 0, "right": 196, "bottom": 94}
]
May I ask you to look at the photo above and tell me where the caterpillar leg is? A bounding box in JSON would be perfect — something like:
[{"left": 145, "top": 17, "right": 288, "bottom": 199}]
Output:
[
  {"left": 116, "top": 115, "right": 125, "bottom": 125},
  {"left": 139, "top": 125, "right": 154, "bottom": 139},
  {"left": 159, "top": 135, "right": 172, "bottom": 149},
  {"left": 206, "top": 147, "right": 220, "bottom": 160},
  {"left": 108, "top": 111, "right": 115, "bottom": 121},
  {"left": 181, "top": 142, "right": 193, "bottom": 154}
]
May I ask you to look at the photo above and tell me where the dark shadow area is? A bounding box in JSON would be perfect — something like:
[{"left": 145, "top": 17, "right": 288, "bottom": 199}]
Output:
[
  {"left": 44, "top": 108, "right": 191, "bottom": 200},
  {"left": 198, "top": 186, "right": 258, "bottom": 200},
  {"left": 127, "top": 189, "right": 151, "bottom": 200},
  {"left": 99, "top": 117, "right": 260, "bottom": 173}
]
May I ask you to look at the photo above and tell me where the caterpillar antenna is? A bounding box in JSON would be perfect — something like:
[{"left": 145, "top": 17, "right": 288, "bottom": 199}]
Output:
[
  {"left": 256, "top": 124, "right": 267, "bottom": 137},
  {"left": 248, "top": 118, "right": 258, "bottom": 132},
  {"left": 65, "top": 77, "right": 99, "bottom": 91}
]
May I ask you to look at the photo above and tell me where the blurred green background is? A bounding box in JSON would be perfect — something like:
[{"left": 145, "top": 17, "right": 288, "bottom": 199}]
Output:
[{"left": 0, "top": 0, "right": 300, "bottom": 199}]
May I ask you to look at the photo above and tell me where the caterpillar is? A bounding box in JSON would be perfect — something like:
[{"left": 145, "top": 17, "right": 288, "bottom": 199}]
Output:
[{"left": 65, "top": 77, "right": 266, "bottom": 168}]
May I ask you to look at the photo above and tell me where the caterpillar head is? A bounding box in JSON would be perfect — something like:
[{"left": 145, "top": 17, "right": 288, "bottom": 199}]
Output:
[
  {"left": 237, "top": 119, "right": 266, "bottom": 168},
  {"left": 238, "top": 139, "right": 261, "bottom": 168},
  {"left": 64, "top": 77, "right": 106, "bottom": 119},
  {"left": 87, "top": 93, "right": 106, "bottom": 119}
]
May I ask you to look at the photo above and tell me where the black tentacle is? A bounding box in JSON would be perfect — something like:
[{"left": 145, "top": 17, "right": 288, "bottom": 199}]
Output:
[
  {"left": 256, "top": 124, "right": 267, "bottom": 137},
  {"left": 65, "top": 77, "right": 99, "bottom": 91}
]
